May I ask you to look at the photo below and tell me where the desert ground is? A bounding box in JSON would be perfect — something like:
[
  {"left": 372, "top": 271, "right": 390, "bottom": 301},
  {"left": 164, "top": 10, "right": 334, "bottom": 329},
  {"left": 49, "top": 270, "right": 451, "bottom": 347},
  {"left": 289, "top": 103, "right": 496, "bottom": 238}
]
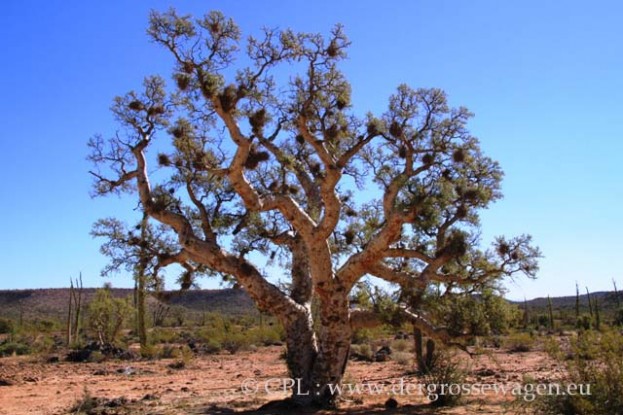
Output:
[{"left": 0, "top": 343, "right": 563, "bottom": 415}]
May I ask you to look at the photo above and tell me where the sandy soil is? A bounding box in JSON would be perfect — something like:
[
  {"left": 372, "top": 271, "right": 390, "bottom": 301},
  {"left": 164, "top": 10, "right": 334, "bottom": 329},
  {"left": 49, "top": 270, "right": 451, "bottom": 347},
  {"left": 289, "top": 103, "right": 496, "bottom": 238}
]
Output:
[{"left": 0, "top": 344, "right": 565, "bottom": 415}]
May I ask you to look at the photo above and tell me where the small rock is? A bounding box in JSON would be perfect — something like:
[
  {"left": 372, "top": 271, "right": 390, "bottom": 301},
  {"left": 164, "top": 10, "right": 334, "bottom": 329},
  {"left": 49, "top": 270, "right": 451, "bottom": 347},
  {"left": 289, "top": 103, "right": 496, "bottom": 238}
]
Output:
[
  {"left": 106, "top": 397, "right": 128, "bottom": 408},
  {"left": 385, "top": 397, "right": 399, "bottom": 409},
  {"left": 116, "top": 367, "right": 136, "bottom": 375},
  {"left": 475, "top": 368, "right": 496, "bottom": 377},
  {"left": 0, "top": 379, "right": 14, "bottom": 387},
  {"left": 375, "top": 346, "right": 393, "bottom": 362}
]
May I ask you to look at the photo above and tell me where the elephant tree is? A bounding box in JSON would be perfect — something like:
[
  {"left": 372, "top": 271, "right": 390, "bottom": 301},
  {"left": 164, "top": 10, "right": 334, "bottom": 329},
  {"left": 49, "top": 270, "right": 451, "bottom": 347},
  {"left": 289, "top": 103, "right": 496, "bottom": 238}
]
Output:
[{"left": 88, "top": 9, "right": 540, "bottom": 408}]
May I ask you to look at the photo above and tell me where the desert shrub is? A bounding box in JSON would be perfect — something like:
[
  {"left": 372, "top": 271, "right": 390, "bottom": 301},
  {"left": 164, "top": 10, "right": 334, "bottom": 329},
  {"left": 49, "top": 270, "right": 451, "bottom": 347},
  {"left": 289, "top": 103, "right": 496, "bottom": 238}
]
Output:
[
  {"left": 576, "top": 315, "right": 592, "bottom": 331},
  {"left": 423, "top": 351, "right": 467, "bottom": 407},
  {"left": 245, "top": 325, "right": 284, "bottom": 346},
  {"left": 528, "top": 329, "right": 623, "bottom": 414},
  {"left": 351, "top": 328, "right": 372, "bottom": 344},
  {"left": 87, "top": 288, "right": 134, "bottom": 346},
  {"left": 34, "top": 319, "right": 59, "bottom": 332},
  {"left": 351, "top": 326, "right": 388, "bottom": 344},
  {"left": 140, "top": 343, "right": 158, "bottom": 359},
  {"left": 392, "top": 339, "right": 410, "bottom": 352},
  {"left": 392, "top": 351, "right": 412, "bottom": 366},
  {"left": 204, "top": 338, "right": 223, "bottom": 354},
  {"left": 0, "top": 318, "right": 14, "bottom": 334},
  {"left": 505, "top": 332, "right": 535, "bottom": 352},
  {"left": 0, "top": 341, "right": 30, "bottom": 356},
  {"left": 87, "top": 351, "right": 106, "bottom": 363},
  {"left": 222, "top": 332, "right": 250, "bottom": 354},
  {"left": 158, "top": 344, "right": 177, "bottom": 359},
  {"left": 350, "top": 343, "right": 374, "bottom": 361},
  {"left": 31, "top": 334, "right": 55, "bottom": 354},
  {"left": 432, "top": 289, "right": 521, "bottom": 337},
  {"left": 175, "top": 344, "right": 194, "bottom": 360},
  {"left": 170, "top": 306, "right": 187, "bottom": 327},
  {"left": 613, "top": 308, "right": 623, "bottom": 326},
  {"left": 151, "top": 327, "right": 179, "bottom": 344},
  {"left": 70, "top": 387, "right": 98, "bottom": 414},
  {"left": 168, "top": 344, "right": 193, "bottom": 369}
]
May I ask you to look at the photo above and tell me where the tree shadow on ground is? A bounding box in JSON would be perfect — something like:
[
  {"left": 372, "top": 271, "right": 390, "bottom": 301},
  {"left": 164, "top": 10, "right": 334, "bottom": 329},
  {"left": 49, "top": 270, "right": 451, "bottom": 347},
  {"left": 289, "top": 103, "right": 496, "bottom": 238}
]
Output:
[{"left": 199, "top": 402, "right": 438, "bottom": 415}]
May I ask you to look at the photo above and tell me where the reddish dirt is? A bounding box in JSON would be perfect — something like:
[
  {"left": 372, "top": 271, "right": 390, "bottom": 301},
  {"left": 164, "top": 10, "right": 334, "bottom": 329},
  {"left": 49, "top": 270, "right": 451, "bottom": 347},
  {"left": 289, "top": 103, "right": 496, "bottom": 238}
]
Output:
[{"left": 0, "top": 345, "right": 565, "bottom": 414}]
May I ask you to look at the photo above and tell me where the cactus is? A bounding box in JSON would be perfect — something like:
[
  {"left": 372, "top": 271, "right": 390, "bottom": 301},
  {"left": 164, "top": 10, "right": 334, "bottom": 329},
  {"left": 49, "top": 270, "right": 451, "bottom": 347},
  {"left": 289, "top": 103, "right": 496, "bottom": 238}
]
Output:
[
  {"left": 575, "top": 282, "right": 581, "bottom": 319},
  {"left": 66, "top": 279, "right": 73, "bottom": 346},
  {"left": 547, "top": 295, "right": 555, "bottom": 331},
  {"left": 586, "top": 287, "right": 594, "bottom": 318},
  {"left": 413, "top": 326, "right": 424, "bottom": 372}
]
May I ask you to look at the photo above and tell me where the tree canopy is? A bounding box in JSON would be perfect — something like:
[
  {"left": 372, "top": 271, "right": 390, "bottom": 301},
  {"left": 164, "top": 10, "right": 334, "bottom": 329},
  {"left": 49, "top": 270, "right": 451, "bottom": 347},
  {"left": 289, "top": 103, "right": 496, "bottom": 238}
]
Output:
[{"left": 88, "top": 8, "right": 540, "bottom": 407}]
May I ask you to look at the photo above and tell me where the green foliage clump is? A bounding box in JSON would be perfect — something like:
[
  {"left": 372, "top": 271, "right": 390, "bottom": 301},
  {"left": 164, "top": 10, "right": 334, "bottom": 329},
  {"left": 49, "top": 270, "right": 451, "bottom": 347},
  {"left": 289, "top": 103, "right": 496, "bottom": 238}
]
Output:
[
  {"left": 392, "top": 339, "right": 410, "bottom": 353},
  {"left": 576, "top": 315, "right": 592, "bottom": 331},
  {"left": 87, "top": 288, "right": 134, "bottom": 346},
  {"left": 0, "top": 318, "right": 13, "bottom": 334},
  {"left": 433, "top": 288, "right": 521, "bottom": 337},
  {"left": 0, "top": 341, "right": 30, "bottom": 357},
  {"left": 192, "top": 312, "right": 284, "bottom": 354},
  {"left": 151, "top": 327, "right": 179, "bottom": 344},
  {"left": 170, "top": 344, "right": 194, "bottom": 368},
  {"left": 504, "top": 332, "right": 535, "bottom": 352},
  {"left": 350, "top": 343, "right": 373, "bottom": 361},
  {"left": 423, "top": 350, "right": 467, "bottom": 407},
  {"left": 530, "top": 330, "right": 623, "bottom": 415},
  {"left": 392, "top": 351, "right": 412, "bottom": 366}
]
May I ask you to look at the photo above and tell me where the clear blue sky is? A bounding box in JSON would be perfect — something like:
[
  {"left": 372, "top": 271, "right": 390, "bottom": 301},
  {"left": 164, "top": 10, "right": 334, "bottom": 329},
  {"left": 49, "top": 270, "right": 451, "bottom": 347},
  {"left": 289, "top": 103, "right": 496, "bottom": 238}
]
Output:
[{"left": 1, "top": 0, "right": 621, "bottom": 301}]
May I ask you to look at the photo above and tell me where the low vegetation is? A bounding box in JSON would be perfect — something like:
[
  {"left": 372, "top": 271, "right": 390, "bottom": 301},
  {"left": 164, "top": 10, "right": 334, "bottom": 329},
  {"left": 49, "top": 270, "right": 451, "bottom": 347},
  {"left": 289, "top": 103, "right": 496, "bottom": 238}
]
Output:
[{"left": 1, "top": 284, "right": 623, "bottom": 413}]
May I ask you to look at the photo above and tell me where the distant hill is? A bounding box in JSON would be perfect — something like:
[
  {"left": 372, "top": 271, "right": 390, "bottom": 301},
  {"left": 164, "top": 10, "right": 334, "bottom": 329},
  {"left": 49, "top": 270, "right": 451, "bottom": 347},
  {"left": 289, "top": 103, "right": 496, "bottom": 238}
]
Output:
[
  {"left": 0, "top": 287, "right": 621, "bottom": 322},
  {"left": 0, "top": 288, "right": 257, "bottom": 320},
  {"left": 514, "top": 291, "right": 623, "bottom": 317}
]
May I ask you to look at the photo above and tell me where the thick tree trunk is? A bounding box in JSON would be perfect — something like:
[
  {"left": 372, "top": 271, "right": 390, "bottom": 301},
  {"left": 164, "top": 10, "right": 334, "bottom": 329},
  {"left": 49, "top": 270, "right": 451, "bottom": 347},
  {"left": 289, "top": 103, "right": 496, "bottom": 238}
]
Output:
[
  {"left": 308, "top": 287, "right": 351, "bottom": 408},
  {"left": 284, "top": 306, "right": 317, "bottom": 406},
  {"left": 414, "top": 326, "right": 424, "bottom": 372},
  {"left": 281, "top": 286, "right": 351, "bottom": 408},
  {"left": 137, "top": 274, "right": 147, "bottom": 349},
  {"left": 137, "top": 213, "right": 149, "bottom": 350}
]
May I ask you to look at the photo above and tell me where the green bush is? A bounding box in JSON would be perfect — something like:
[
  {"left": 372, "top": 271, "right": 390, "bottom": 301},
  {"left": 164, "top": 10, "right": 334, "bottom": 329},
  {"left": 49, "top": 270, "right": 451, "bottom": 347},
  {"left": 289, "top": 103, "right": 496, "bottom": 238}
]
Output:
[
  {"left": 245, "top": 325, "right": 284, "bottom": 346},
  {"left": 505, "top": 332, "right": 535, "bottom": 353},
  {"left": 222, "top": 332, "right": 250, "bottom": 354},
  {"left": 0, "top": 318, "right": 13, "bottom": 334},
  {"left": 158, "top": 344, "right": 177, "bottom": 359},
  {"left": 140, "top": 343, "right": 158, "bottom": 359},
  {"left": 423, "top": 351, "right": 467, "bottom": 407},
  {"left": 392, "top": 351, "right": 412, "bottom": 366},
  {"left": 392, "top": 339, "right": 410, "bottom": 352},
  {"left": 151, "top": 327, "right": 179, "bottom": 344},
  {"left": 204, "top": 338, "right": 223, "bottom": 354},
  {"left": 87, "top": 288, "right": 134, "bottom": 346},
  {"left": 0, "top": 341, "right": 31, "bottom": 356},
  {"left": 576, "top": 315, "right": 592, "bottom": 331},
  {"left": 350, "top": 343, "right": 373, "bottom": 361},
  {"left": 530, "top": 329, "right": 623, "bottom": 414},
  {"left": 172, "top": 344, "right": 194, "bottom": 366}
]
